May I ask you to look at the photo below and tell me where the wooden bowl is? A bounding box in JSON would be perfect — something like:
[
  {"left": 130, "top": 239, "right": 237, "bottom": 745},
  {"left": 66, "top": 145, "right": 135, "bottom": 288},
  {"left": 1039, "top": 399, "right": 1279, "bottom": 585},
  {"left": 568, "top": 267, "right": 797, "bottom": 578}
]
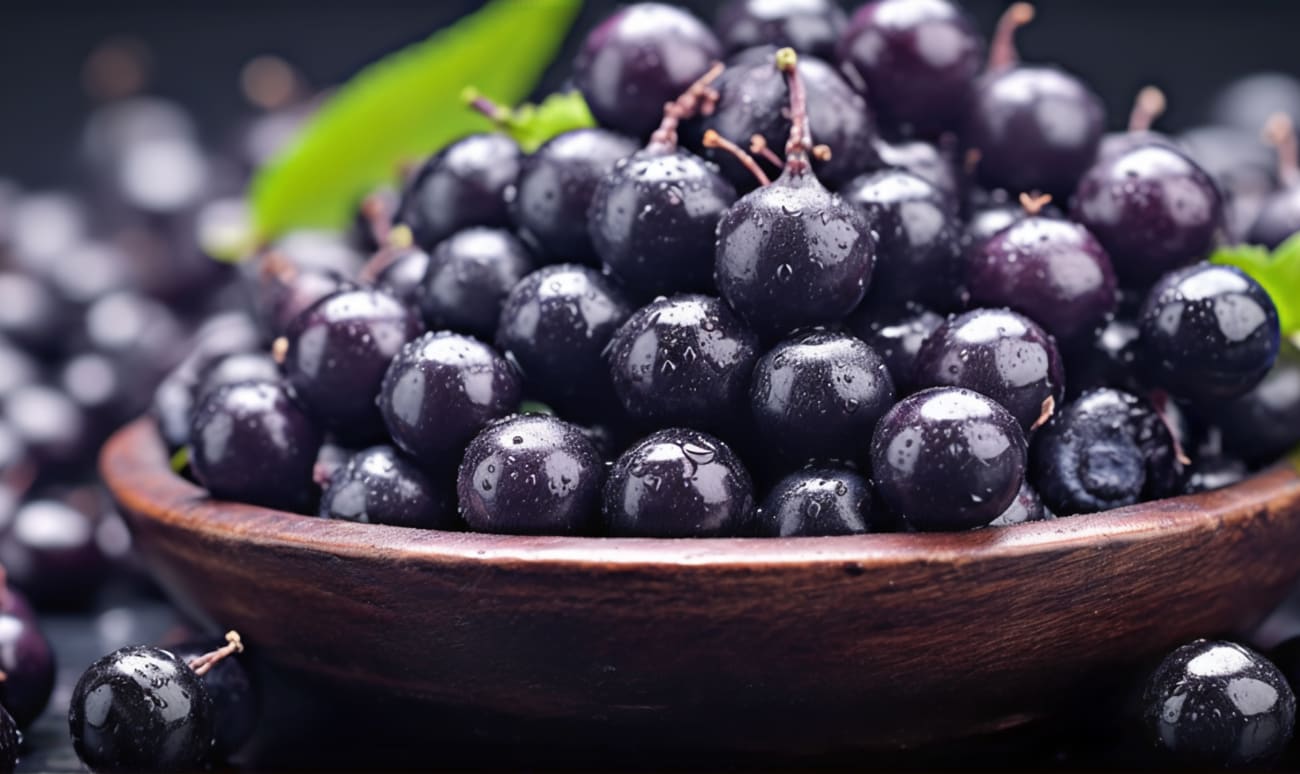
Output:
[{"left": 102, "top": 417, "right": 1300, "bottom": 755}]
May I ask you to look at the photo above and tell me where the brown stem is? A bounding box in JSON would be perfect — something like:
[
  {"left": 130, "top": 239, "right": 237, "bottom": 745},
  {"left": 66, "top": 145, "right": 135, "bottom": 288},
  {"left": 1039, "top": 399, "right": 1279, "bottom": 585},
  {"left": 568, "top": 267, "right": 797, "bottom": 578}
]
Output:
[
  {"left": 775, "top": 48, "right": 814, "bottom": 175},
  {"left": 1018, "top": 192, "right": 1052, "bottom": 216},
  {"left": 271, "top": 337, "right": 288, "bottom": 365},
  {"left": 259, "top": 250, "right": 298, "bottom": 285},
  {"left": 1127, "top": 86, "right": 1166, "bottom": 133},
  {"left": 186, "top": 631, "right": 245, "bottom": 678},
  {"left": 462, "top": 87, "right": 511, "bottom": 125},
  {"left": 749, "top": 135, "right": 785, "bottom": 170},
  {"left": 647, "top": 62, "right": 725, "bottom": 151},
  {"left": 1264, "top": 113, "right": 1300, "bottom": 187},
  {"left": 358, "top": 226, "right": 415, "bottom": 283},
  {"left": 1149, "top": 390, "right": 1192, "bottom": 467},
  {"left": 702, "top": 130, "right": 772, "bottom": 186},
  {"left": 1031, "top": 395, "right": 1055, "bottom": 431},
  {"left": 987, "top": 3, "right": 1035, "bottom": 71}
]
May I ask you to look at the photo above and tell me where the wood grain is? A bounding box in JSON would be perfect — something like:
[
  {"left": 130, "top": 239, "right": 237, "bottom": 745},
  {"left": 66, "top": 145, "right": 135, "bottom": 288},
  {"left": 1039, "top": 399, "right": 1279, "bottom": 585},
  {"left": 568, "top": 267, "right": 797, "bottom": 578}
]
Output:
[{"left": 102, "top": 417, "right": 1300, "bottom": 754}]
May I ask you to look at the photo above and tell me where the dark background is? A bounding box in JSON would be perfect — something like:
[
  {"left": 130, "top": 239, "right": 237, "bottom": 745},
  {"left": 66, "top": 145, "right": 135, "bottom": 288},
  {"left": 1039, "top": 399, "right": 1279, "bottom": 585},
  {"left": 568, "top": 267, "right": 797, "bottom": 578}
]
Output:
[{"left": 1, "top": 0, "right": 1298, "bottom": 188}]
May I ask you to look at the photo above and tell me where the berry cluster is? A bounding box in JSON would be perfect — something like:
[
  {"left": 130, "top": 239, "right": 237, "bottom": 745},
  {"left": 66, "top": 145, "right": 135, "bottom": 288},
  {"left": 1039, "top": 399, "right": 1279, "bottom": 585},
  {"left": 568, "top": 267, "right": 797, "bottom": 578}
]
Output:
[{"left": 168, "top": 0, "right": 1299, "bottom": 542}]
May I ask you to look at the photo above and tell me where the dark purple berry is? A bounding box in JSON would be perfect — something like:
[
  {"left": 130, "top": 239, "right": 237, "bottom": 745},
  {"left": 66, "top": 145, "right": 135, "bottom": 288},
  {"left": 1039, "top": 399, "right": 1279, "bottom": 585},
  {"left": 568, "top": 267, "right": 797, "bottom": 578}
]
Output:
[
  {"left": 1246, "top": 115, "right": 1300, "bottom": 249},
  {"left": 842, "top": 168, "right": 962, "bottom": 313},
  {"left": 716, "top": 0, "right": 846, "bottom": 60},
  {"left": 1183, "top": 455, "right": 1249, "bottom": 494},
  {"left": 1064, "top": 317, "right": 1141, "bottom": 397},
  {"left": 847, "top": 305, "right": 944, "bottom": 392},
  {"left": 69, "top": 646, "right": 215, "bottom": 773},
  {"left": 987, "top": 480, "right": 1051, "bottom": 527},
  {"left": 379, "top": 332, "right": 521, "bottom": 467},
  {"left": 0, "top": 610, "right": 54, "bottom": 728},
  {"left": 1138, "top": 264, "right": 1280, "bottom": 403},
  {"left": 913, "top": 308, "right": 1065, "bottom": 435},
  {"left": 458, "top": 414, "right": 604, "bottom": 536},
  {"left": 1072, "top": 145, "right": 1224, "bottom": 289},
  {"left": 320, "top": 445, "right": 456, "bottom": 530},
  {"left": 279, "top": 288, "right": 423, "bottom": 440},
  {"left": 495, "top": 264, "right": 631, "bottom": 420},
  {"left": 836, "top": 0, "right": 984, "bottom": 138},
  {"left": 1142, "top": 640, "right": 1295, "bottom": 767},
  {"left": 606, "top": 294, "right": 760, "bottom": 434},
  {"left": 966, "top": 207, "right": 1118, "bottom": 342},
  {"left": 756, "top": 466, "right": 876, "bottom": 536},
  {"left": 871, "top": 387, "right": 1027, "bottom": 531},
  {"left": 398, "top": 133, "right": 521, "bottom": 249},
  {"left": 511, "top": 129, "right": 638, "bottom": 263},
  {"left": 602, "top": 428, "right": 755, "bottom": 537},
  {"left": 1030, "top": 388, "right": 1185, "bottom": 515},
  {"left": 190, "top": 381, "right": 321, "bottom": 512},
  {"left": 372, "top": 246, "right": 431, "bottom": 309},
  {"left": 254, "top": 262, "right": 351, "bottom": 340},
  {"left": 0, "top": 493, "right": 113, "bottom": 610},
  {"left": 1210, "top": 340, "right": 1300, "bottom": 465},
  {"left": 870, "top": 137, "right": 960, "bottom": 198},
  {"left": 574, "top": 3, "right": 721, "bottom": 139},
  {"left": 168, "top": 638, "right": 257, "bottom": 762},
  {"left": 194, "top": 352, "right": 281, "bottom": 402},
  {"left": 750, "top": 330, "right": 895, "bottom": 465},
  {"left": 419, "top": 228, "right": 535, "bottom": 341},
  {"left": 964, "top": 5, "right": 1105, "bottom": 197}
]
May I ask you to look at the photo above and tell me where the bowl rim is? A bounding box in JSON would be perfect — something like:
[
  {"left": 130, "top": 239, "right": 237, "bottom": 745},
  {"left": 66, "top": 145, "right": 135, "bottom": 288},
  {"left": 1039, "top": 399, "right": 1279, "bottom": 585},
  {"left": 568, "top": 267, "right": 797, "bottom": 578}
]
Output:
[{"left": 102, "top": 417, "right": 1300, "bottom": 571}]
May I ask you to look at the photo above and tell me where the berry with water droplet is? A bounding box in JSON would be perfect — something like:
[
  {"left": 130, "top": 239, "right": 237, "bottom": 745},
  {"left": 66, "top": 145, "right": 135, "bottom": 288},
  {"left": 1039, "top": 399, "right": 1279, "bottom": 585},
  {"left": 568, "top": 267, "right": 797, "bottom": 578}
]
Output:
[
  {"left": 419, "top": 228, "right": 536, "bottom": 342},
  {"left": 320, "top": 445, "right": 456, "bottom": 529},
  {"left": 1209, "top": 339, "right": 1300, "bottom": 466},
  {"left": 750, "top": 330, "right": 895, "bottom": 466},
  {"left": 847, "top": 305, "right": 944, "bottom": 392},
  {"left": 602, "top": 428, "right": 755, "bottom": 537},
  {"left": 398, "top": 133, "right": 521, "bottom": 250},
  {"left": 458, "top": 414, "right": 604, "bottom": 535},
  {"left": 716, "top": 0, "right": 847, "bottom": 60},
  {"left": 756, "top": 466, "right": 877, "bottom": 536}
]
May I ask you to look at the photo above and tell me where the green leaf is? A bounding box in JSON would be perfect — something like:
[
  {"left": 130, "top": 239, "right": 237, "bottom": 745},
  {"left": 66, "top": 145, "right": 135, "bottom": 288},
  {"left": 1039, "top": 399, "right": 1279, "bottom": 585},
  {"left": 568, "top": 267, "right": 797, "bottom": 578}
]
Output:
[
  {"left": 170, "top": 446, "right": 191, "bottom": 475},
  {"left": 250, "top": 0, "right": 581, "bottom": 241},
  {"left": 519, "top": 400, "right": 556, "bottom": 416},
  {"left": 464, "top": 89, "right": 595, "bottom": 153},
  {"left": 1211, "top": 238, "right": 1300, "bottom": 336}
]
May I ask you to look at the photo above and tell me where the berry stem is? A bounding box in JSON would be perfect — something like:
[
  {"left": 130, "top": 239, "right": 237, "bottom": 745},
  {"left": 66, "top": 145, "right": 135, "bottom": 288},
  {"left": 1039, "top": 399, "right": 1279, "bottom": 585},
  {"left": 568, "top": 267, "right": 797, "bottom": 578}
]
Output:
[
  {"left": 271, "top": 337, "right": 288, "bottom": 365},
  {"left": 358, "top": 225, "right": 415, "bottom": 283},
  {"left": 702, "top": 130, "right": 772, "bottom": 186},
  {"left": 749, "top": 135, "right": 785, "bottom": 170},
  {"left": 186, "top": 631, "right": 244, "bottom": 678},
  {"left": 1018, "top": 192, "right": 1052, "bottom": 216},
  {"left": 462, "top": 87, "right": 513, "bottom": 126},
  {"left": 647, "top": 62, "right": 725, "bottom": 151},
  {"left": 775, "top": 48, "right": 814, "bottom": 175},
  {"left": 987, "top": 3, "right": 1035, "bottom": 72},
  {"left": 1264, "top": 113, "right": 1300, "bottom": 187},
  {"left": 1127, "top": 86, "right": 1166, "bottom": 133}
]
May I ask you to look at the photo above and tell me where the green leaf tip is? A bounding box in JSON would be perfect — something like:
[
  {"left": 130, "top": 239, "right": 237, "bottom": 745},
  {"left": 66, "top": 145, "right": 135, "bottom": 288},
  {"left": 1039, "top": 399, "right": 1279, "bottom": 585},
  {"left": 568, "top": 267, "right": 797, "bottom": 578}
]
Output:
[
  {"left": 250, "top": 0, "right": 582, "bottom": 242},
  {"left": 170, "top": 446, "right": 191, "bottom": 474},
  {"left": 1211, "top": 238, "right": 1300, "bottom": 337}
]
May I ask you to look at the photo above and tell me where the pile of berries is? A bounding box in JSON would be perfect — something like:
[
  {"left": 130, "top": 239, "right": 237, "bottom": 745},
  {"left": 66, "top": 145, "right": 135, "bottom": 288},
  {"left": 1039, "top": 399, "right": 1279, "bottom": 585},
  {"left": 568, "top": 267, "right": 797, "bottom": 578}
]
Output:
[{"left": 168, "top": 0, "right": 1297, "bottom": 542}]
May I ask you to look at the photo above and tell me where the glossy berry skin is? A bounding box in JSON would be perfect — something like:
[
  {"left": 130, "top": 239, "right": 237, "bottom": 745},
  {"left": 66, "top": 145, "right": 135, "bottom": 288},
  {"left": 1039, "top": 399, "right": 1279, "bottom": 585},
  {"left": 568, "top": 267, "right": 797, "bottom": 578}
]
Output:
[
  {"left": 871, "top": 138, "right": 960, "bottom": 198},
  {"left": 320, "top": 446, "right": 456, "bottom": 530},
  {"left": 987, "top": 480, "right": 1051, "bottom": 527},
  {"left": 602, "top": 428, "right": 755, "bottom": 537},
  {"left": 606, "top": 294, "right": 759, "bottom": 434},
  {"left": 1138, "top": 264, "right": 1280, "bottom": 403},
  {"left": 379, "top": 332, "right": 521, "bottom": 468},
  {"left": 69, "top": 646, "right": 215, "bottom": 773},
  {"left": 256, "top": 267, "right": 352, "bottom": 341},
  {"left": 496, "top": 264, "right": 631, "bottom": 419},
  {"left": 169, "top": 639, "right": 256, "bottom": 761},
  {"left": 966, "top": 216, "right": 1118, "bottom": 342},
  {"left": 3, "top": 385, "right": 89, "bottom": 472},
  {"left": 755, "top": 467, "right": 876, "bottom": 536},
  {"left": 419, "top": 228, "right": 535, "bottom": 341},
  {"left": 848, "top": 306, "right": 944, "bottom": 392},
  {"left": 574, "top": 3, "right": 721, "bottom": 139},
  {"left": 1064, "top": 317, "right": 1141, "bottom": 398},
  {"left": 1183, "top": 456, "right": 1248, "bottom": 495},
  {"left": 511, "top": 129, "right": 639, "bottom": 263},
  {"left": 588, "top": 148, "right": 737, "bottom": 299},
  {"left": 0, "top": 498, "right": 111, "bottom": 610},
  {"left": 190, "top": 381, "right": 321, "bottom": 512},
  {"left": 1072, "top": 145, "right": 1224, "bottom": 288},
  {"left": 373, "top": 248, "right": 431, "bottom": 309},
  {"left": 686, "top": 52, "right": 876, "bottom": 190},
  {"left": 280, "top": 289, "right": 422, "bottom": 438},
  {"left": 750, "top": 331, "right": 895, "bottom": 465},
  {"left": 398, "top": 133, "right": 521, "bottom": 250},
  {"left": 836, "top": 0, "right": 984, "bottom": 137},
  {"left": 1031, "top": 389, "right": 1184, "bottom": 516},
  {"left": 914, "top": 309, "right": 1065, "bottom": 435},
  {"left": 842, "top": 168, "right": 961, "bottom": 313},
  {"left": 1212, "top": 340, "right": 1300, "bottom": 465},
  {"left": 1248, "top": 186, "right": 1300, "bottom": 249},
  {"left": 1142, "top": 640, "right": 1295, "bottom": 768},
  {"left": 458, "top": 414, "right": 604, "bottom": 536},
  {"left": 966, "top": 66, "right": 1105, "bottom": 198},
  {"left": 194, "top": 352, "right": 281, "bottom": 402},
  {"left": 715, "top": 0, "right": 846, "bottom": 60},
  {"left": 870, "top": 387, "right": 1027, "bottom": 532},
  {"left": 0, "top": 610, "right": 54, "bottom": 728},
  {"left": 715, "top": 171, "right": 874, "bottom": 338}
]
